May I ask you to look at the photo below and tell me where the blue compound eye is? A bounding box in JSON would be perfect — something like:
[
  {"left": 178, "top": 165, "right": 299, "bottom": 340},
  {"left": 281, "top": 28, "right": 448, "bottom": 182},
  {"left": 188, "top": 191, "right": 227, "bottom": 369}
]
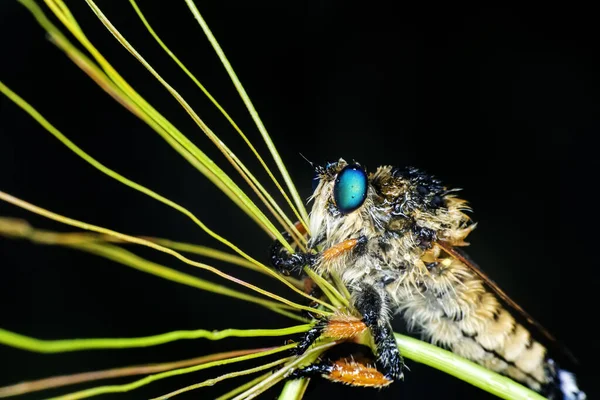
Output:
[{"left": 333, "top": 164, "right": 368, "bottom": 214}]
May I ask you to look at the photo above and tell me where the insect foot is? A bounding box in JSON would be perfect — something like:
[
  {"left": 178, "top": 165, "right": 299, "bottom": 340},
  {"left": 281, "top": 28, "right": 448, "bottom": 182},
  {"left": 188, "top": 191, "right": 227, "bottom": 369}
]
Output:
[
  {"left": 288, "top": 357, "right": 394, "bottom": 388},
  {"left": 269, "top": 233, "right": 315, "bottom": 277}
]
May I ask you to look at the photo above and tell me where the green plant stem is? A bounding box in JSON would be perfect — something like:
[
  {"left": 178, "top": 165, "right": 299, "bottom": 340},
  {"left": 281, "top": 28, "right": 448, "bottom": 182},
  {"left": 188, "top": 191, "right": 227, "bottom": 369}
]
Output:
[
  {"left": 277, "top": 334, "right": 546, "bottom": 400},
  {"left": 278, "top": 379, "right": 309, "bottom": 400},
  {"left": 396, "top": 333, "right": 545, "bottom": 400},
  {"left": 50, "top": 344, "right": 296, "bottom": 400},
  {"left": 0, "top": 325, "right": 310, "bottom": 353}
]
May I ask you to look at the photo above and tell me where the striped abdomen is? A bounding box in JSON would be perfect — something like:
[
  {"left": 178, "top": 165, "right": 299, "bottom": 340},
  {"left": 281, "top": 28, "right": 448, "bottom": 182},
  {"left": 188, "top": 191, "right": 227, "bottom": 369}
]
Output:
[{"left": 389, "top": 254, "right": 568, "bottom": 396}]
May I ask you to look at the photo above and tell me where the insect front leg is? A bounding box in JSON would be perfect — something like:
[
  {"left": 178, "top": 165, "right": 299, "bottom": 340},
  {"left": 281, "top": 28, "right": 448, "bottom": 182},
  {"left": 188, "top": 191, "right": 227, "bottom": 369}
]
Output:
[
  {"left": 353, "top": 283, "right": 405, "bottom": 382},
  {"left": 289, "top": 285, "right": 404, "bottom": 386},
  {"left": 285, "top": 235, "right": 370, "bottom": 352},
  {"left": 277, "top": 233, "right": 405, "bottom": 386},
  {"left": 286, "top": 235, "right": 374, "bottom": 350},
  {"left": 269, "top": 232, "right": 315, "bottom": 277},
  {"left": 287, "top": 313, "right": 395, "bottom": 388},
  {"left": 288, "top": 357, "right": 393, "bottom": 388}
]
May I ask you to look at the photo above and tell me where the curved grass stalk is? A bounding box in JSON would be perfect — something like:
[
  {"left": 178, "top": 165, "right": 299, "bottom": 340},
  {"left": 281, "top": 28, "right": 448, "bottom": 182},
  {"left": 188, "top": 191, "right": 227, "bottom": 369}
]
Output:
[
  {"left": 129, "top": 0, "right": 309, "bottom": 238},
  {"left": 184, "top": 0, "right": 311, "bottom": 229},
  {"left": 59, "top": 0, "right": 304, "bottom": 246},
  {"left": 0, "top": 217, "right": 305, "bottom": 320},
  {"left": 329, "top": 271, "right": 353, "bottom": 302},
  {"left": 139, "top": 236, "right": 281, "bottom": 276},
  {"left": 0, "top": 190, "right": 333, "bottom": 316},
  {"left": 151, "top": 357, "right": 292, "bottom": 399},
  {"left": 304, "top": 268, "right": 350, "bottom": 309},
  {"left": 4, "top": 3, "right": 270, "bottom": 240},
  {"left": 87, "top": 0, "right": 306, "bottom": 249},
  {"left": 20, "top": 0, "right": 347, "bottom": 318},
  {"left": 0, "top": 216, "right": 303, "bottom": 288},
  {"left": 50, "top": 343, "right": 296, "bottom": 400},
  {"left": 0, "top": 82, "right": 337, "bottom": 311},
  {"left": 0, "top": 348, "right": 274, "bottom": 398},
  {"left": 215, "top": 372, "right": 272, "bottom": 400},
  {"left": 232, "top": 341, "right": 337, "bottom": 400},
  {"left": 394, "top": 334, "right": 545, "bottom": 400},
  {"left": 56, "top": 236, "right": 313, "bottom": 326},
  {"left": 277, "top": 379, "right": 309, "bottom": 400},
  {"left": 73, "top": 241, "right": 305, "bottom": 318},
  {"left": 276, "top": 334, "right": 545, "bottom": 400},
  {"left": 0, "top": 325, "right": 310, "bottom": 353},
  {"left": 23, "top": 0, "right": 289, "bottom": 247},
  {"left": 1, "top": 216, "right": 540, "bottom": 399},
  {"left": 128, "top": 0, "right": 308, "bottom": 240},
  {"left": 139, "top": 237, "right": 305, "bottom": 290}
]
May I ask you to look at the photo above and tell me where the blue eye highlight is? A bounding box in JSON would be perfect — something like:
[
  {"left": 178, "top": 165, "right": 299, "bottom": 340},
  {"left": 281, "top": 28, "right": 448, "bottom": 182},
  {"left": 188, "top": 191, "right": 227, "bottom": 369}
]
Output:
[{"left": 333, "top": 165, "right": 368, "bottom": 214}]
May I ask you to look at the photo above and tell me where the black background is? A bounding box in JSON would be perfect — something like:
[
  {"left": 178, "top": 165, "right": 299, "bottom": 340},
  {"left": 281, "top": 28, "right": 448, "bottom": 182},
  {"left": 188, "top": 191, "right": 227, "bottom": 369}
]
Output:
[{"left": 0, "top": 2, "right": 599, "bottom": 399}]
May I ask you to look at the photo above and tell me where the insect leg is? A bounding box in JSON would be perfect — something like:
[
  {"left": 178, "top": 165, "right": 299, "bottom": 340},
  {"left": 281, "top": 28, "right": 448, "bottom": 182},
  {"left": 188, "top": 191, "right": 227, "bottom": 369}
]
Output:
[
  {"left": 293, "top": 320, "right": 327, "bottom": 355},
  {"left": 294, "top": 314, "right": 368, "bottom": 355},
  {"left": 269, "top": 232, "right": 315, "bottom": 276},
  {"left": 289, "top": 357, "right": 393, "bottom": 388},
  {"left": 287, "top": 360, "right": 333, "bottom": 379},
  {"left": 321, "top": 235, "right": 367, "bottom": 262},
  {"left": 354, "top": 283, "right": 405, "bottom": 381}
]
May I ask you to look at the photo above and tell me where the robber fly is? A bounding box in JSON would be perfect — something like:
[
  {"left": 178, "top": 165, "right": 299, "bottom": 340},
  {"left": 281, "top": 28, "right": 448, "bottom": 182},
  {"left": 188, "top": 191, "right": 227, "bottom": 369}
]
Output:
[{"left": 271, "top": 158, "right": 586, "bottom": 399}]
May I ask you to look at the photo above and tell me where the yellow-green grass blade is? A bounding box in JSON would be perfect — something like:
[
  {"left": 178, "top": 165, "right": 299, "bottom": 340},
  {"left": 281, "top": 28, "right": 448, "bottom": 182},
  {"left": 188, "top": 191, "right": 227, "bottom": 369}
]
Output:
[
  {"left": 50, "top": 343, "right": 296, "bottom": 400},
  {"left": 21, "top": 0, "right": 339, "bottom": 310},
  {"left": 79, "top": 241, "right": 308, "bottom": 323},
  {"left": 329, "top": 271, "right": 353, "bottom": 302},
  {"left": 276, "top": 335, "right": 545, "bottom": 400},
  {"left": 87, "top": 0, "right": 306, "bottom": 248},
  {"left": 277, "top": 379, "right": 309, "bottom": 400},
  {"left": 79, "top": 241, "right": 312, "bottom": 319},
  {"left": 23, "top": 0, "right": 291, "bottom": 249},
  {"left": 151, "top": 357, "right": 291, "bottom": 399},
  {"left": 0, "top": 81, "right": 332, "bottom": 310},
  {"left": 0, "top": 217, "right": 304, "bottom": 321},
  {"left": 304, "top": 268, "right": 349, "bottom": 309},
  {"left": 215, "top": 372, "right": 271, "bottom": 400},
  {"left": 0, "top": 190, "right": 333, "bottom": 316},
  {"left": 10, "top": 1, "right": 273, "bottom": 240},
  {"left": 54, "top": 0, "right": 292, "bottom": 246},
  {"left": 0, "top": 348, "right": 272, "bottom": 398},
  {"left": 183, "top": 0, "right": 311, "bottom": 229},
  {"left": 139, "top": 237, "right": 278, "bottom": 276},
  {"left": 232, "top": 341, "right": 337, "bottom": 400},
  {"left": 0, "top": 326, "right": 310, "bottom": 353},
  {"left": 139, "top": 236, "right": 304, "bottom": 289},
  {"left": 394, "top": 333, "right": 545, "bottom": 400},
  {"left": 130, "top": 0, "right": 309, "bottom": 238}
]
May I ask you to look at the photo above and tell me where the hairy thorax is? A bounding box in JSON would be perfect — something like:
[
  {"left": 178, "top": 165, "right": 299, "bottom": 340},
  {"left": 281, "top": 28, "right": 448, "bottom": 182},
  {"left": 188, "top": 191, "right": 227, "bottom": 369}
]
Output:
[{"left": 308, "top": 160, "right": 473, "bottom": 296}]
